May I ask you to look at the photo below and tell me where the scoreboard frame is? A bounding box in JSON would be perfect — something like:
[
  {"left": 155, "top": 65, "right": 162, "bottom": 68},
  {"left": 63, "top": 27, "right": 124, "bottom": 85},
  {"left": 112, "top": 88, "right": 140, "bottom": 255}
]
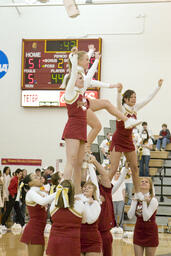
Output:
[{"left": 21, "top": 38, "right": 102, "bottom": 107}]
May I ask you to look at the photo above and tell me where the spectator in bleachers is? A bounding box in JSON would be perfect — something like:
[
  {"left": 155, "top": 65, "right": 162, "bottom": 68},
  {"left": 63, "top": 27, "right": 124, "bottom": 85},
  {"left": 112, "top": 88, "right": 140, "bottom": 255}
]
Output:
[
  {"left": 22, "top": 169, "right": 27, "bottom": 178},
  {"left": 35, "top": 168, "right": 41, "bottom": 177},
  {"left": 111, "top": 170, "right": 125, "bottom": 233},
  {"left": 156, "top": 123, "right": 170, "bottom": 151},
  {"left": 124, "top": 164, "right": 133, "bottom": 205},
  {"left": 41, "top": 175, "right": 51, "bottom": 194},
  {"left": 132, "top": 128, "right": 141, "bottom": 153},
  {"left": 43, "top": 166, "right": 55, "bottom": 184},
  {"left": 99, "top": 132, "right": 112, "bottom": 166},
  {"left": 100, "top": 132, "right": 112, "bottom": 158},
  {"left": 139, "top": 129, "right": 153, "bottom": 177},
  {"left": 139, "top": 121, "right": 155, "bottom": 142}
]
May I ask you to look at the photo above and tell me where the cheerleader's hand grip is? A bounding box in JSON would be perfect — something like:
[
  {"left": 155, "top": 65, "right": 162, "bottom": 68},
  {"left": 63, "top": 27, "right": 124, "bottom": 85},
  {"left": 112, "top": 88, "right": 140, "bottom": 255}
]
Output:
[
  {"left": 71, "top": 47, "right": 78, "bottom": 55},
  {"left": 88, "top": 44, "right": 96, "bottom": 52}
]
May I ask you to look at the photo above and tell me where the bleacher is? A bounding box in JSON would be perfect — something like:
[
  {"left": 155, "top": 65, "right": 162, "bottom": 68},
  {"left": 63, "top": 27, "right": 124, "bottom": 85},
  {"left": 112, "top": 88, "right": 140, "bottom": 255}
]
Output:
[{"left": 91, "top": 121, "right": 171, "bottom": 232}]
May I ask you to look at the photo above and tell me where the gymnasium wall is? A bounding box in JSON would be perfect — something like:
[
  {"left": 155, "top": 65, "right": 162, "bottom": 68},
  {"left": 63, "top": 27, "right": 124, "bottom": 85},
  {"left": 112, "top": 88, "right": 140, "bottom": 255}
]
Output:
[{"left": 0, "top": 2, "right": 170, "bottom": 170}]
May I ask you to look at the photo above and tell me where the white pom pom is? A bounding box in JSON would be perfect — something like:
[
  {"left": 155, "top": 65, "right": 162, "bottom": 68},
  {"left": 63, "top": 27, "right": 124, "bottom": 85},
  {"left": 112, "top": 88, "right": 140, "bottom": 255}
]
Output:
[{"left": 11, "top": 223, "right": 22, "bottom": 235}]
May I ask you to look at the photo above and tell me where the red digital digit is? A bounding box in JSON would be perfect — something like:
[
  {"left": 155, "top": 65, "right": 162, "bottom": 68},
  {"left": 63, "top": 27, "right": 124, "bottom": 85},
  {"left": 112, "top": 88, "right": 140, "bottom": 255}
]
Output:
[
  {"left": 28, "top": 58, "right": 34, "bottom": 69},
  {"left": 38, "top": 59, "right": 41, "bottom": 69},
  {"left": 28, "top": 73, "right": 34, "bottom": 84}
]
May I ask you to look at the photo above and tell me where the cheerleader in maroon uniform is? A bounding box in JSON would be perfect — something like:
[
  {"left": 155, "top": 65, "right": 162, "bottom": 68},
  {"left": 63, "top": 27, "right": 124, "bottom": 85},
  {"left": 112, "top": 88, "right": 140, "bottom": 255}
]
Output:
[
  {"left": 80, "top": 181, "right": 102, "bottom": 256},
  {"left": 62, "top": 45, "right": 140, "bottom": 153},
  {"left": 62, "top": 47, "right": 100, "bottom": 194},
  {"left": 20, "top": 174, "right": 56, "bottom": 256},
  {"left": 128, "top": 177, "right": 158, "bottom": 256},
  {"left": 89, "top": 155, "right": 128, "bottom": 256},
  {"left": 110, "top": 79, "right": 163, "bottom": 199},
  {"left": 46, "top": 179, "right": 98, "bottom": 256}
]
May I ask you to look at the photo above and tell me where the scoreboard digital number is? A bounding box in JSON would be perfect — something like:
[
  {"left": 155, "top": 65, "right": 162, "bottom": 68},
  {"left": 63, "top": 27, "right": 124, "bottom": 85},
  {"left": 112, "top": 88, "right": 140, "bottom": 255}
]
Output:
[{"left": 21, "top": 39, "right": 102, "bottom": 90}]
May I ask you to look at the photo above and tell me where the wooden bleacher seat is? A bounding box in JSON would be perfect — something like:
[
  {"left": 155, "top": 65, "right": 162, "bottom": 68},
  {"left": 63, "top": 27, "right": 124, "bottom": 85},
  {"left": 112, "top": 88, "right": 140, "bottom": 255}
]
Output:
[
  {"left": 166, "top": 143, "right": 171, "bottom": 151},
  {"left": 149, "top": 159, "right": 164, "bottom": 168},
  {"left": 149, "top": 168, "right": 158, "bottom": 176},
  {"left": 153, "top": 135, "right": 160, "bottom": 140},
  {"left": 151, "top": 151, "right": 169, "bottom": 159}
]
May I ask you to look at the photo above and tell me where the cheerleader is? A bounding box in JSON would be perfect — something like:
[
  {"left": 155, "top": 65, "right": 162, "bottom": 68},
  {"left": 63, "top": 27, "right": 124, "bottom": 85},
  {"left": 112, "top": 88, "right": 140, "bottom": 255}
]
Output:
[
  {"left": 77, "top": 45, "right": 141, "bottom": 152},
  {"left": 62, "top": 47, "right": 100, "bottom": 194},
  {"left": 89, "top": 155, "right": 128, "bottom": 256},
  {"left": 80, "top": 181, "right": 102, "bottom": 256},
  {"left": 62, "top": 45, "right": 140, "bottom": 153},
  {"left": 20, "top": 174, "right": 56, "bottom": 256},
  {"left": 46, "top": 179, "right": 99, "bottom": 256},
  {"left": 110, "top": 79, "right": 163, "bottom": 199},
  {"left": 128, "top": 177, "right": 158, "bottom": 256}
]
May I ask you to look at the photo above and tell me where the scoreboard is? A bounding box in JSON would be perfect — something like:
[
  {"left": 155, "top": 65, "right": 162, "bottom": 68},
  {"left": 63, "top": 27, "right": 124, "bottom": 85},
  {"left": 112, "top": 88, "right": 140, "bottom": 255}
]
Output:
[{"left": 21, "top": 38, "right": 102, "bottom": 91}]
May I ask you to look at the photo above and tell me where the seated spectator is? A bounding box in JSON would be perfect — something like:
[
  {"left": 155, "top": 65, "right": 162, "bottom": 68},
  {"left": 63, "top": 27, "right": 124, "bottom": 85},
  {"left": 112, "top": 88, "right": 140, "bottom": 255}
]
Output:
[
  {"left": 156, "top": 123, "right": 170, "bottom": 151},
  {"left": 139, "top": 129, "right": 153, "bottom": 177}
]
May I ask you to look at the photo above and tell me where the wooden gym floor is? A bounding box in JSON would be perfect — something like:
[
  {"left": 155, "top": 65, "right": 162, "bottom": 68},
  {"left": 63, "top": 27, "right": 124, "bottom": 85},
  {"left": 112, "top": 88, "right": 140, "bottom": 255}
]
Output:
[{"left": 0, "top": 232, "right": 171, "bottom": 256}]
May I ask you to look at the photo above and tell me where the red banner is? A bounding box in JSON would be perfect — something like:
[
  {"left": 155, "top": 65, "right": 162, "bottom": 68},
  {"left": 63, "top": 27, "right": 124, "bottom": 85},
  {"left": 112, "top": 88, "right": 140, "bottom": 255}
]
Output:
[{"left": 1, "top": 158, "right": 42, "bottom": 166}]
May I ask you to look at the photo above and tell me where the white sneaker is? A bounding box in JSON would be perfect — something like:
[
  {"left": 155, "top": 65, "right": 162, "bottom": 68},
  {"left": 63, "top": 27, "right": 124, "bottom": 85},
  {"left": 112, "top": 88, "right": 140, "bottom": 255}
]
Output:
[
  {"left": 0, "top": 225, "right": 7, "bottom": 235},
  {"left": 124, "top": 118, "right": 142, "bottom": 129},
  {"left": 134, "top": 192, "right": 144, "bottom": 201},
  {"left": 0, "top": 225, "right": 7, "bottom": 231},
  {"left": 63, "top": 0, "right": 80, "bottom": 18}
]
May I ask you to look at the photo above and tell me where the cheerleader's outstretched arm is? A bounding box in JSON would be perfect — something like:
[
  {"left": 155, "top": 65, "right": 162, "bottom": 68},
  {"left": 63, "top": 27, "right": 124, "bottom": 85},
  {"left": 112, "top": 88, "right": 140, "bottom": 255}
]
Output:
[
  {"left": 142, "top": 197, "right": 158, "bottom": 221},
  {"left": 64, "top": 51, "right": 78, "bottom": 101},
  {"left": 117, "top": 85, "right": 123, "bottom": 113},
  {"left": 89, "top": 155, "right": 111, "bottom": 188},
  {"left": 27, "top": 190, "right": 56, "bottom": 206},
  {"left": 135, "top": 79, "right": 163, "bottom": 111},
  {"left": 112, "top": 167, "right": 128, "bottom": 193}
]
